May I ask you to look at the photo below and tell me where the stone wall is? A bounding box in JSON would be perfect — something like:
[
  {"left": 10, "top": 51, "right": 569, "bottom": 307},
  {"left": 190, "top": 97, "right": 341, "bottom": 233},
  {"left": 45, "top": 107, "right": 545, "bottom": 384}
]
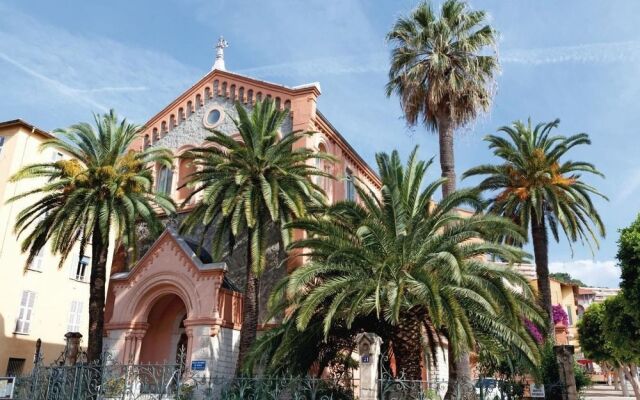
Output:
[{"left": 209, "top": 327, "right": 241, "bottom": 377}]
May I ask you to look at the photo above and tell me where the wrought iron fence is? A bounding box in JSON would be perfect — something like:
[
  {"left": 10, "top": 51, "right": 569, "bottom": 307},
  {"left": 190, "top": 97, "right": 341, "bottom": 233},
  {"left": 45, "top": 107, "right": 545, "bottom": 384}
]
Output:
[{"left": 11, "top": 352, "right": 566, "bottom": 400}]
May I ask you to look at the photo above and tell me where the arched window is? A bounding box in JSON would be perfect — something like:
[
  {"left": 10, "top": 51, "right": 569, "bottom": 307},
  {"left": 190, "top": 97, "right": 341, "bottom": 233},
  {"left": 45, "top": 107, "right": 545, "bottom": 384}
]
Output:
[
  {"left": 205, "top": 87, "right": 211, "bottom": 100},
  {"left": 187, "top": 101, "right": 193, "bottom": 115},
  {"left": 178, "top": 107, "right": 185, "bottom": 122},
  {"left": 196, "top": 94, "right": 202, "bottom": 109},
  {"left": 152, "top": 128, "right": 159, "bottom": 143},
  {"left": 247, "top": 90, "right": 254, "bottom": 104},
  {"left": 178, "top": 158, "right": 197, "bottom": 201},
  {"left": 238, "top": 87, "right": 245, "bottom": 103},
  {"left": 169, "top": 115, "right": 176, "bottom": 129},
  {"left": 143, "top": 134, "right": 151, "bottom": 150},
  {"left": 156, "top": 166, "right": 173, "bottom": 195},
  {"left": 275, "top": 97, "right": 281, "bottom": 109},
  {"left": 230, "top": 84, "right": 236, "bottom": 101},
  {"left": 345, "top": 168, "right": 356, "bottom": 201}
]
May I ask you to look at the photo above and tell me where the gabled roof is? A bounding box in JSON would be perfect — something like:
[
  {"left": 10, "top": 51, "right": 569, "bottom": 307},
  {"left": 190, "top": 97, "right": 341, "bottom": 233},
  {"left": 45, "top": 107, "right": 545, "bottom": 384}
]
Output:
[
  {"left": 143, "top": 68, "right": 321, "bottom": 132},
  {"left": 0, "top": 119, "right": 54, "bottom": 140},
  {"left": 110, "top": 228, "right": 226, "bottom": 282}
]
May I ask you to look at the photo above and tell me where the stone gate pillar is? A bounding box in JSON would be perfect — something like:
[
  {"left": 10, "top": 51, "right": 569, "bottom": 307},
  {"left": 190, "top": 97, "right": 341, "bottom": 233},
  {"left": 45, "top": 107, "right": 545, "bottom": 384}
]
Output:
[
  {"left": 63, "top": 332, "right": 83, "bottom": 366},
  {"left": 356, "top": 333, "right": 383, "bottom": 400},
  {"left": 554, "top": 345, "right": 578, "bottom": 400}
]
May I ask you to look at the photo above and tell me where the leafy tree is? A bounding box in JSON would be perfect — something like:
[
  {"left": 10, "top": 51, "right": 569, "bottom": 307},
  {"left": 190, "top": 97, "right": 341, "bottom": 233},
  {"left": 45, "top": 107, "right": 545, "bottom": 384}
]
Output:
[
  {"left": 269, "top": 148, "right": 543, "bottom": 391},
  {"left": 549, "top": 272, "right": 586, "bottom": 287},
  {"left": 9, "top": 110, "right": 175, "bottom": 361},
  {"left": 179, "top": 99, "right": 330, "bottom": 374},
  {"left": 386, "top": 0, "right": 498, "bottom": 198},
  {"left": 617, "top": 213, "right": 640, "bottom": 323},
  {"left": 578, "top": 297, "right": 640, "bottom": 399},
  {"left": 463, "top": 119, "right": 607, "bottom": 336}
]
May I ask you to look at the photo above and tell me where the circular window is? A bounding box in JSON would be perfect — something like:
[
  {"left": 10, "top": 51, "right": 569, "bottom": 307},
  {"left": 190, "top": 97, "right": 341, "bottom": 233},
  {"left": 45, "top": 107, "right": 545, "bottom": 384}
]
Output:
[{"left": 203, "top": 106, "right": 224, "bottom": 128}]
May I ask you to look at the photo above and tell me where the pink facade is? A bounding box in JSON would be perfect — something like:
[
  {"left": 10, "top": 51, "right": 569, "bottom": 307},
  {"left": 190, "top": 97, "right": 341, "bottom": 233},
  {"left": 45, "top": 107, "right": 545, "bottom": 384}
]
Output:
[{"left": 104, "top": 67, "right": 381, "bottom": 376}]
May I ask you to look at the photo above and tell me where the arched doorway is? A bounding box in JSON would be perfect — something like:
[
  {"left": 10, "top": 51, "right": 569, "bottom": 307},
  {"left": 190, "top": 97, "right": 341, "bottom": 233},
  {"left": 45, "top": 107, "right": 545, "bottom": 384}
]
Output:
[{"left": 139, "top": 294, "right": 187, "bottom": 364}]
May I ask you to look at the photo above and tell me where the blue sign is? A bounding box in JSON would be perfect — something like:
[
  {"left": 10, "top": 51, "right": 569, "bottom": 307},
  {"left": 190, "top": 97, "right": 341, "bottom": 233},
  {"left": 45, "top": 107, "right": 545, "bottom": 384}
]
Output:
[
  {"left": 191, "top": 360, "right": 206, "bottom": 371},
  {"left": 361, "top": 355, "right": 370, "bottom": 363}
]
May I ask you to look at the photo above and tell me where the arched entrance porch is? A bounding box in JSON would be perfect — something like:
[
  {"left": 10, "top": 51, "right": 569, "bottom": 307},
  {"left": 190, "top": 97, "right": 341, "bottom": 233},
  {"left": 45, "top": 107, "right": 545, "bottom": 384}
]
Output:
[
  {"left": 139, "top": 293, "right": 188, "bottom": 365},
  {"left": 104, "top": 229, "right": 243, "bottom": 377}
]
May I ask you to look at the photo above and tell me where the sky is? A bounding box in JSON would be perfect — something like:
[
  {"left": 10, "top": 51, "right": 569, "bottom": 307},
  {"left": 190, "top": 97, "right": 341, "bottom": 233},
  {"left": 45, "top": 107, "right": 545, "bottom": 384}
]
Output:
[{"left": 1, "top": 0, "right": 638, "bottom": 287}]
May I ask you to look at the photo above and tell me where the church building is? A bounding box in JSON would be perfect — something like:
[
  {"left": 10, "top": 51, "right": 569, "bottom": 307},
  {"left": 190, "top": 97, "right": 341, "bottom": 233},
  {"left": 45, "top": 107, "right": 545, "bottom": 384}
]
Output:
[{"left": 102, "top": 38, "right": 384, "bottom": 378}]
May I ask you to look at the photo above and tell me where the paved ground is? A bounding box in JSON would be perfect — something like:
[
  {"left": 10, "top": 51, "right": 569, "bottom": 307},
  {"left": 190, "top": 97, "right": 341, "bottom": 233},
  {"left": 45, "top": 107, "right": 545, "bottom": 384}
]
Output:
[{"left": 583, "top": 384, "right": 636, "bottom": 400}]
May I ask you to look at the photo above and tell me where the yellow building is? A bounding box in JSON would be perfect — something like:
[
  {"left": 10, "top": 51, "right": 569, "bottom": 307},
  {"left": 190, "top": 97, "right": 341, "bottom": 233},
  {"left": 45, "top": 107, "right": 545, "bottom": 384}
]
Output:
[
  {"left": 529, "top": 277, "right": 580, "bottom": 349},
  {"left": 0, "top": 119, "right": 103, "bottom": 376},
  {"left": 511, "top": 263, "right": 580, "bottom": 348}
]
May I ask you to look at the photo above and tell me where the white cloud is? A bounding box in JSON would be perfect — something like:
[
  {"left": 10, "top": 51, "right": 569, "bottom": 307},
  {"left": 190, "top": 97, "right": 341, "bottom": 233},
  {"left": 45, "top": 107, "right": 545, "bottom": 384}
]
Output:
[
  {"left": 501, "top": 41, "right": 640, "bottom": 65},
  {"left": 0, "top": 3, "right": 200, "bottom": 124},
  {"left": 549, "top": 259, "right": 621, "bottom": 288},
  {"left": 238, "top": 40, "right": 640, "bottom": 79},
  {"left": 616, "top": 167, "right": 640, "bottom": 203}
]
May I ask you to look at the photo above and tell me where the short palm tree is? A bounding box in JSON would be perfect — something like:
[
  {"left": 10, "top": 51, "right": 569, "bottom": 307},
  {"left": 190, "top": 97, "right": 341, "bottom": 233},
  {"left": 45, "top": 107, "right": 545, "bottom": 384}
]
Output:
[
  {"left": 386, "top": 0, "right": 498, "bottom": 198},
  {"left": 179, "top": 99, "right": 330, "bottom": 374},
  {"left": 9, "top": 110, "right": 175, "bottom": 361},
  {"left": 463, "top": 119, "right": 607, "bottom": 335},
  {"left": 276, "top": 148, "right": 543, "bottom": 383}
]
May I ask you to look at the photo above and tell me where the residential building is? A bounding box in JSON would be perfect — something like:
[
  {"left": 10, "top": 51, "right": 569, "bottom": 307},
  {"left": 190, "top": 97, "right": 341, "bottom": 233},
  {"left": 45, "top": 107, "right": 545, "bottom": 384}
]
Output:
[
  {"left": 511, "top": 264, "right": 581, "bottom": 348},
  {"left": 0, "top": 120, "right": 103, "bottom": 376}
]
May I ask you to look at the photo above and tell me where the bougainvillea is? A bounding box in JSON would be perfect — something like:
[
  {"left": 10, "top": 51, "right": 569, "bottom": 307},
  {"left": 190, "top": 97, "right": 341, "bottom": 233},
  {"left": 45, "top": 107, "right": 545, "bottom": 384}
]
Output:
[
  {"left": 552, "top": 304, "right": 569, "bottom": 326},
  {"left": 524, "top": 318, "right": 544, "bottom": 344}
]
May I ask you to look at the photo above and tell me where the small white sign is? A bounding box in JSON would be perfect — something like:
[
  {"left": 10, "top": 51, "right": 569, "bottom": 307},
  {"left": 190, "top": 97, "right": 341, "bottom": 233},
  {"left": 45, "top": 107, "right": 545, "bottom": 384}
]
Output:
[
  {"left": 0, "top": 377, "right": 16, "bottom": 399},
  {"left": 530, "top": 383, "right": 545, "bottom": 398}
]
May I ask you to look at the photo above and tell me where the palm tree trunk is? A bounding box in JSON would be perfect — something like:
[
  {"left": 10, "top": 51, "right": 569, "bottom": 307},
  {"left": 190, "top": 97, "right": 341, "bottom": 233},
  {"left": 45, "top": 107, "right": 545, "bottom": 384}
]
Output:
[
  {"left": 235, "top": 233, "right": 259, "bottom": 375},
  {"left": 531, "top": 213, "right": 554, "bottom": 338},
  {"left": 391, "top": 310, "right": 424, "bottom": 380},
  {"left": 87, "top": 226, "right": 110, "bottom": 363},
  {"left": 438, "top": 114, "right": 473, "bottom": 398},
  {"left": 445, "top": 347, "right": 476, "bottom": 400},
  {"left": 437, "top": 115, "right": 456, "bottom": 198}
]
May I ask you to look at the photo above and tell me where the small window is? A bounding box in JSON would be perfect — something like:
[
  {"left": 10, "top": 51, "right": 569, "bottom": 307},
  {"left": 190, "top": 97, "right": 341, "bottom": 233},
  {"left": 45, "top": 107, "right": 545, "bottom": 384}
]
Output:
[
  {"left": 70, "top": 255, "right": 90, "bottom": 282},
  {"left": 566, "top": 305, "right": 573, "bottom": 326},
  {"left": 15, "top": 291, "right": 36, "bottom": 334},
  {"left": 67, "top": 300, "right": 83, "bottom": 333},
  {"left": 6, "top": 358, "right": 25, "bottom": 377},
  {"left": 0, "top": 136, "right": 5, "bottom": 156},
  {"left": 203, "top": 106, "right": 224, "bottom": 128},
  {"left": 156, "top": 166, "right": 174, "bottom": 195},
  {"left": 51, "top": 151, "right": 63, "bottom": 162},
  {"left": 345, "top": 169, "right": 356, "bottom": 201},
  {"left": 28, "top": 248, "right": 44, "bottom": 272}
]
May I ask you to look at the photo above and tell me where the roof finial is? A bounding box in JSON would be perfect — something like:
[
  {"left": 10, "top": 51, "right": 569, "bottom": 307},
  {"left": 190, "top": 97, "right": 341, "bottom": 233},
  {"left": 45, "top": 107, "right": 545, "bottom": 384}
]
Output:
[{"left": 212, "top": 36, "right": 229, "bottom": 71}]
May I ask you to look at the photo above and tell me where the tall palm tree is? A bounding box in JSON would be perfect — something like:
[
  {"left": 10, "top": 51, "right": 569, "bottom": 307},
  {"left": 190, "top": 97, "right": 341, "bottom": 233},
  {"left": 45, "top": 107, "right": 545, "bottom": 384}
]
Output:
[
  {"left": 179, "top": 99, "right": 330, "bottom": 374},
  {"left": 463, "top": 119, "right": 607, "bottom": 335},
  {"left": 275, "top": 148, "right": 543, "bottom": 384},
  {"left": 386, "top": 0, "right": 498, "bottom": 198},
  {"left": 9, "top": 110, "right": 175, "bottom": 361}
]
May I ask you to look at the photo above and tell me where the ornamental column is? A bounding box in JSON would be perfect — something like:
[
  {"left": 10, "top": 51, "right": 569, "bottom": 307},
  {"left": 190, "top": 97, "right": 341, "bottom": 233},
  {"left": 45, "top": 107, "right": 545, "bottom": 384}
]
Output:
[{"left": 356, "top": 333, "right": 383, "bottom": 400}]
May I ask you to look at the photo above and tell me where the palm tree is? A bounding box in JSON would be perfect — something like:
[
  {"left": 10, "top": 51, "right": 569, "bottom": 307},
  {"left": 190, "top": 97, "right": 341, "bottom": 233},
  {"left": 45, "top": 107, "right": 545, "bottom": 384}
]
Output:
[
  {"left": 9, "top": 110, "right": 175, "bottom": 361},
  {"left": 463, "top": 119, "right": 607, "bottom": 335},
  {"left": 275, "top": 148, "right": 543, "bottom": 383},
  {"left": 386, "top": 0, "right": 498, "bottom": 198},
  {"left": 179, "top": 99, "right": 330, "bottom": 374}
]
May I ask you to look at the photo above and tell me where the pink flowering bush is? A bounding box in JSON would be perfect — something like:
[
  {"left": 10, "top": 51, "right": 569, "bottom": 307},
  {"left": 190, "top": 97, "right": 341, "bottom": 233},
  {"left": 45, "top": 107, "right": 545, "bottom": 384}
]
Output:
[
  {"left": 524, "top": 318, "right": 544, "bottom": 344},
  {"left": 552, "top": 304, "right": 569, "bottom": 326}
]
